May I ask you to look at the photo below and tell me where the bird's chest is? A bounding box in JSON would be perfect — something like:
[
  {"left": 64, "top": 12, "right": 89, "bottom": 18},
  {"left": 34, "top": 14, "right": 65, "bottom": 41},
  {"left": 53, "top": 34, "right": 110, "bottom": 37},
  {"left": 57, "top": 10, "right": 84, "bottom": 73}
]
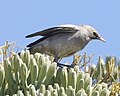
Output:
[
  {"left": 68, "top": 35, "right": 89, "bottom": 51},
  {"left": 57, "top": 36, "right": 88, "bottom": 57}
]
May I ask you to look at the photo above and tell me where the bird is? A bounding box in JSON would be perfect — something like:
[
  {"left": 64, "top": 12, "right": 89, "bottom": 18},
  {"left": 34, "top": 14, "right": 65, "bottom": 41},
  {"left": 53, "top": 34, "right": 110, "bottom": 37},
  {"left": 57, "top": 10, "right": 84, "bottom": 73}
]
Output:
[{"left": 25, "top": 24, "right": 105, "bottom": 67}]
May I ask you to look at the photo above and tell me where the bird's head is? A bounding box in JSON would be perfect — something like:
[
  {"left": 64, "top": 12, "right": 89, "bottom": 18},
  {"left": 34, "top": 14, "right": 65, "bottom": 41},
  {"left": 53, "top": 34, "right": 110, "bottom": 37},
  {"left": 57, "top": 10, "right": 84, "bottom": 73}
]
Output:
[{"left": 81, "top": 25, "right": 105, "bottom": 42}]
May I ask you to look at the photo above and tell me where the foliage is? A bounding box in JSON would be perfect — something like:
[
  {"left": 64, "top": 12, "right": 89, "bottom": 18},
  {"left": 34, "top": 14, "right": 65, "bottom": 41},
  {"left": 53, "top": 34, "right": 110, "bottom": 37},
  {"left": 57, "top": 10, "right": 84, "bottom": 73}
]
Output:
[{"left": 0, "top": 41, "right": 119, "bottom": 96}]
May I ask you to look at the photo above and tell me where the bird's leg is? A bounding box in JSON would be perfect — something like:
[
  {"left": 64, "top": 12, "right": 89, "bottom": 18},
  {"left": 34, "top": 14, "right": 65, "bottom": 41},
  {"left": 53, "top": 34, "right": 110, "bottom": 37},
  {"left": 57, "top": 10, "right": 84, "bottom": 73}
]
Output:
[
  {"left": 54, "top": 56, "right": 74, "bottom": 68},
  {"left": 57, "top": 62, "right": 74, "bottom": 68}
]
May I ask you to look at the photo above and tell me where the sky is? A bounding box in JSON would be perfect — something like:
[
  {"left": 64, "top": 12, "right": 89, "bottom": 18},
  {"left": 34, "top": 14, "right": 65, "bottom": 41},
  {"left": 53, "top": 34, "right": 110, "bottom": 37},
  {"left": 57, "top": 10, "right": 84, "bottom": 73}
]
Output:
[{"left": 0, "top": 0, "right": 120, "bottom": 64}]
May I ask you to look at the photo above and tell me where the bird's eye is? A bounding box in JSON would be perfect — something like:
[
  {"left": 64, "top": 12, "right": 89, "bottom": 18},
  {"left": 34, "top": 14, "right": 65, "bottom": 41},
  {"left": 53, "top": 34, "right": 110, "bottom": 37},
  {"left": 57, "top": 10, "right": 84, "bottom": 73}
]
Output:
[{"left": 93, "top": 31, "right": 99, "bottom": 37}]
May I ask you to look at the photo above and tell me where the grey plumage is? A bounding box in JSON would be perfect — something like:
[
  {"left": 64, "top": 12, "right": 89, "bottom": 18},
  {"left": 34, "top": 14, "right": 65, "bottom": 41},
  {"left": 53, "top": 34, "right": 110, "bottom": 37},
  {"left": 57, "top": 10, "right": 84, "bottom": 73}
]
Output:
[{"left": 26, "top": 24, "right": 105, "bottom": 63}]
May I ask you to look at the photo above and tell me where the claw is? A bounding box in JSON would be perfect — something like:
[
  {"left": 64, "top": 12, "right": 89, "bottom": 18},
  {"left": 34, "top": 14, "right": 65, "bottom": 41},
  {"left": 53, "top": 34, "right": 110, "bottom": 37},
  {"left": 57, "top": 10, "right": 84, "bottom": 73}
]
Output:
[{"left": 57, "top": 62, "right": 75, "bottom": 68}]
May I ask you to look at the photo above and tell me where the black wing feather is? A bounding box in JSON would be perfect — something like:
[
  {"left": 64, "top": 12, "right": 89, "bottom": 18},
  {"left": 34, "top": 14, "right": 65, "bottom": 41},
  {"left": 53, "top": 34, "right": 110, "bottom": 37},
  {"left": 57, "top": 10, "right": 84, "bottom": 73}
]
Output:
[
  {"left": 26, "top": 37, "right": 48, "bottom": 47},
  {"left": 26, "top": 26, "right": 78, "bottom": 38},
  {"left": 26, "top": 26, "right": 79, "bottom": 47}
]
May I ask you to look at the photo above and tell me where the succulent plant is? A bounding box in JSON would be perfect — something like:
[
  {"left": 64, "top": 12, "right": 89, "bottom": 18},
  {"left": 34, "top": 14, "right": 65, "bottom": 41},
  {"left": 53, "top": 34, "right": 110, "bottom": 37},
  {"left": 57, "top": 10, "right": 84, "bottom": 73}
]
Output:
[{"left": 0, "top": 42, "right": 119, "bottom": 96}]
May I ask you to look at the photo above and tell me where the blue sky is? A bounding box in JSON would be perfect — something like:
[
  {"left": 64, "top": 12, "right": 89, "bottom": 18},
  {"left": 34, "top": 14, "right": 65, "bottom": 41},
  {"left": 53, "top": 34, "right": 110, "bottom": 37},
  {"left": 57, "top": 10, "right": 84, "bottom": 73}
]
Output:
[{"left": 0, "top": 0, "right": 120, "bottom": 64}]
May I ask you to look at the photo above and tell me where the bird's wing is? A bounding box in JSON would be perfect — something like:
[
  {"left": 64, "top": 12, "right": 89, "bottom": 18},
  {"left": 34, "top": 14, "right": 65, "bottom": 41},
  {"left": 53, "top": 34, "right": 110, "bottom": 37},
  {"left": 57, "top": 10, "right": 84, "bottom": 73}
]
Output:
[
  {"left": 25, "top": 24, "right": 79, "bottom": 38},
  {"left": 26, "top": 37, "right": 48, "bottom": 47}
]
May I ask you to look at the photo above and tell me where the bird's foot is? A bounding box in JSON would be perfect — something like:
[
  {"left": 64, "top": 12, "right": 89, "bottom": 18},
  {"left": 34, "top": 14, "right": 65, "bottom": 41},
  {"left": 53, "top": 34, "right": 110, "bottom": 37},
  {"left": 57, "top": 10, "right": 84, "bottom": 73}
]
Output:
[{"left": 57, "top": 62, "right": 75, "bottom": 68}]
